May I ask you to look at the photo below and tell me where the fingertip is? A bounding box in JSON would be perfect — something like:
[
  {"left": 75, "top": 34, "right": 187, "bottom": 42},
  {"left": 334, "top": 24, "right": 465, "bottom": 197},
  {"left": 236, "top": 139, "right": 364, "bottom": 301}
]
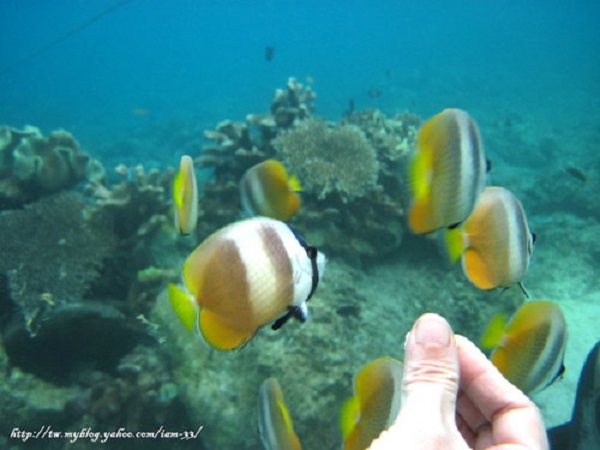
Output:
[
  {"left": 412, "top": 313, "right": 453, "bottom": 347},
  {"left": 401, "top": 314, "right": 460, "bottom": 421}
]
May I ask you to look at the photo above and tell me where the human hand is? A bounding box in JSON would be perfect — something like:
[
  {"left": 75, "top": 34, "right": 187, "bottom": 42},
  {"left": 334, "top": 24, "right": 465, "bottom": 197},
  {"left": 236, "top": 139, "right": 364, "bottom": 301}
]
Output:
[{"left": 368, "top": 313, "right": 548, "bottom": 450}]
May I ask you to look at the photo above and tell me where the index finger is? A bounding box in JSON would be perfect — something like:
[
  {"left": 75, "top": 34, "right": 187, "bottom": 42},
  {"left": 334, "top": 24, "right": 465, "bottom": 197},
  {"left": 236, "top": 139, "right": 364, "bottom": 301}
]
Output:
[{"left": 456, "top": 336, "right": 548, "bottom": 449}]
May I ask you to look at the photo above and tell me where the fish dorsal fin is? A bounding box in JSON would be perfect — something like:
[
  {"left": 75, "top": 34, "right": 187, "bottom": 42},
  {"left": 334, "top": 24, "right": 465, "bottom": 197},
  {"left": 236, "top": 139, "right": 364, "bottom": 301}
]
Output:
[
  {"left": 409, "top": 146, "right": 433, "bottom": 202},
  {"left": 480, "top": 313, "right": 507, "bottom": 350}
]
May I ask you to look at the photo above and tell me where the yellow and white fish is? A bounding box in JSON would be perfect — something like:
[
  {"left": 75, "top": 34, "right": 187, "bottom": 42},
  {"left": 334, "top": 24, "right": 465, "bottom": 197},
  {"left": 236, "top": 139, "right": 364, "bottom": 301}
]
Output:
[
  {"left": 258, "top": 377, "right": 302, "bottom": 450},
  {"left": 446, "top": 186, "right": 535, "bottom": 293},
  {"left": 480, "top": 300, "right": 567, "bottom": 395},
  {"left": 240, "top": 159, "right": 302, "bottom": 221},
  {"left": 408, "top": 108, "right": 487, "bottom": 234},
  {"left": 172, "top": 155, "right": 198, "bottom": 235},
  {"left": 340, "top": 357, "right": 403, "bottom": 450},
  {"left": 168, "top": 217, "right": 326, "bottom": 350}
]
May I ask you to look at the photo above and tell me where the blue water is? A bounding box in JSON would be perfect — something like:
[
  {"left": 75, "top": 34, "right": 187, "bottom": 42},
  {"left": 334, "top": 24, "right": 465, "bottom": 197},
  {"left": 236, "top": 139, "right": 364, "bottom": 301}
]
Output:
[
  {"left": 1, "top": 2, "right": 599, "bottom": 449},
  {"left": 1, "top": 0, "right": 598, "bottom": 167}
]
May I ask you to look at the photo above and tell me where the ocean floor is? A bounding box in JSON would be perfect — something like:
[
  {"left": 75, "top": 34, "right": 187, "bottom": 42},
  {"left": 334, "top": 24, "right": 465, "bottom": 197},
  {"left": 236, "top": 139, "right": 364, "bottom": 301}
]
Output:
[{"left": 151, "top": 203, "right": 598, "bottom": 449}]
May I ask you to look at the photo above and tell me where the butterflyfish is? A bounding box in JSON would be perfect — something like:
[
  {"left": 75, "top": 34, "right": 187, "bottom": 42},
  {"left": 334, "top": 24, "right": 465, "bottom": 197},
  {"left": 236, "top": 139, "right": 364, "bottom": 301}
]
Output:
[
  {"left": 172, "top": 155, "right": 198, "bottom": 235},
  {"left": 445, "top": 186, "right": 534, "bottom": 292},
  {"left": 408, "top": 108, "right": 487, "bottom": 234},
  {"left": 258, "top": 377, "right": 302, "bottom": 450},
  {"left": 340, "top": 357, "right": 403, "bottom": 450},
  {"left": 240, "top": 159, "right": 302, "bottom": 221},
  {"left": 480, "top": 301, "right": 567, "bottom": 395},
  {"left": 168, "top": 217, "right": 326, "bottom": 350}
]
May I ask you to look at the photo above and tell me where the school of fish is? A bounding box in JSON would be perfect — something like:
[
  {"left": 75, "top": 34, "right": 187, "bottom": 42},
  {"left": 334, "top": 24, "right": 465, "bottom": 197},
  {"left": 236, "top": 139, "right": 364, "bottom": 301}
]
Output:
[{"left": 167, "top": 106, "right": 568, "bottom": 448}]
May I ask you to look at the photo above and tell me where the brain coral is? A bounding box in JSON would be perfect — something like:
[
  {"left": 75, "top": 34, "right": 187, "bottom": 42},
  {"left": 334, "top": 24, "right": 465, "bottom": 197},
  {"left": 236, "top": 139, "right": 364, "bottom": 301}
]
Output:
[{"left": 273, "top": 118, "right": 379, "bottom": 201}]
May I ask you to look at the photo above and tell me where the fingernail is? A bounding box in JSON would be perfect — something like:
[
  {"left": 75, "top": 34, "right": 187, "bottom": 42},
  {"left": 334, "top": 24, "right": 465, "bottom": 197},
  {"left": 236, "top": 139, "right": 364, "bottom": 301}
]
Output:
[{"left": 414, "top": 314, "right": 452, "bottom": 347}]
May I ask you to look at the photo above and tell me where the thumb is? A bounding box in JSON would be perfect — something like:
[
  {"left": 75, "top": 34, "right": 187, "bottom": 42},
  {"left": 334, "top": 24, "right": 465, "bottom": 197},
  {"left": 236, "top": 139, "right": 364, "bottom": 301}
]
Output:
[
  {"left": 368, "top": 314, "right": 464, "bottom": 450},
  {"left": 400, "top": 313, "right": 460, "bottom": 426}
]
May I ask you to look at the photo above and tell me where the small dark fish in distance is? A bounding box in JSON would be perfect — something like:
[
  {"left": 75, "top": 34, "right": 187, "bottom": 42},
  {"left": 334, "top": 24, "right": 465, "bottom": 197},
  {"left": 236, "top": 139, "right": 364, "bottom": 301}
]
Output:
[
  {"left": 565, "top": 166, "right": 587, "bottom": 182},
  {"left": 264, "top": 45, "right": 275, "bottom": 62},
  {"left": 367, "top": 88, "right": 382, "bottom": 98}
]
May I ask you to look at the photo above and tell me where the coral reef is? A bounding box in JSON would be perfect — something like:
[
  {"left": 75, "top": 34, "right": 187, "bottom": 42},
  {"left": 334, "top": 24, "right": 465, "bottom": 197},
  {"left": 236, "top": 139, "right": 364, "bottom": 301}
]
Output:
[
  {"left": 0, "top": 192, "right": 115, "bottom": 334},
  {"left": 0, "top": 125, "right": 104, "bottom": 208},
  {"left": 196, "top": 79, "right": 420, "bottom": 259},
  {"left": 0, "top": 150, "right": 175, "bottom": 384},
  {"left": 273, "top": 118, "right": 379, "bottom": 200}
]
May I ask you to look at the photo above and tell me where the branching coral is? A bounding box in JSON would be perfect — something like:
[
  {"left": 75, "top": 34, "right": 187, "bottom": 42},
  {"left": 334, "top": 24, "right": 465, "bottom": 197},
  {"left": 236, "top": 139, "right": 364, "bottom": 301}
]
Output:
[{"left": 274, "top": 118, "right": 379, "bottom": 201}]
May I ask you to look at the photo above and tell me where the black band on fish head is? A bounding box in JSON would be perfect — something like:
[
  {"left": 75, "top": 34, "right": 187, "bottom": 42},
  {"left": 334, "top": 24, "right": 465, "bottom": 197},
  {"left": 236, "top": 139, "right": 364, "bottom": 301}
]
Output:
[
  {"left": 305, "top": 245, "right": 319, "bottom": 302},
  {"left": 287, "top": 225, "right": 321, "bottom": 303}
]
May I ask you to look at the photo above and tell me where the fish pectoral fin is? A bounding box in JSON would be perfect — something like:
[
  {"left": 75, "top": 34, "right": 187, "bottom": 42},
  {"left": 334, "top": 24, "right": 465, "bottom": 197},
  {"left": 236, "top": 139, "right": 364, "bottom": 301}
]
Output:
[
  {"left": 168, "top": 283, "right": 197, "bottom": 332},
  {"left": 518, "top": 282, "right": 530, "bottom": 298},
  {"left": 480, "top": 313, "right": 507, "bottom": 350},
  {"left": 199, "top": 309, "right": 254, "bottom": 350}
]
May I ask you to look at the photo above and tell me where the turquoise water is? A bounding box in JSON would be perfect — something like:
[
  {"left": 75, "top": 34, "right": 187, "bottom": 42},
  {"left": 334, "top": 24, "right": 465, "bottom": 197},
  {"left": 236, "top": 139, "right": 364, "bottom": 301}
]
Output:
[
  {"left": 0, "top": 1, "right": 598, "bottom": 449},
  {"left": 1, "top": 1, "right": 597, "bottom": 163}
]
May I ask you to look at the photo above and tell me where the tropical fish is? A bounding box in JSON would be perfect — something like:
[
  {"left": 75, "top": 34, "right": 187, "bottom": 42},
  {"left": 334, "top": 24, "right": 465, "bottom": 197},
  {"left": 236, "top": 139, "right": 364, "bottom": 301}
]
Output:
[
  {"left": 168, "top": 217, "right": 326, "bottom": 350},
  {"left": 240, "top": 159, "right": 302, "bottom": 221},
  {"left": 565, "top": 165, "right": 587, "bottom": 183},
  {"left": 445, "top": 186, "right": 534, "bottom": 293},
  {"left": 340, "top": 357, "right": 403, "bottom": 450},
  {"left": 480, "top": 301, "right": 567, "bottom": 395},
  {"left": 408, "top": 108, "right": 487, "bottom": 234},
  {"left": 172, "top": 155, "right": 198, "bottom": 235},
  {"left": 258, "top": 377, "right": 302, "bottom": 450}
]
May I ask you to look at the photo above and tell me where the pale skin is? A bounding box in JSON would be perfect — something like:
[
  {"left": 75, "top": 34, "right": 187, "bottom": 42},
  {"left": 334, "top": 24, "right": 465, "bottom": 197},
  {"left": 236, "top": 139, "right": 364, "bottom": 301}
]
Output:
[{"left": 368, "top": 313, "right": 548, "bottom": 450}]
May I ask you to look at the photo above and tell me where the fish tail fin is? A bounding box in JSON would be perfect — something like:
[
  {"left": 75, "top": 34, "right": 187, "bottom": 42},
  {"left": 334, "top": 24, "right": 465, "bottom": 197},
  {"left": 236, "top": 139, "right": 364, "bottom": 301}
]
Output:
[
  {"left": 167, "top": 283, "right": 197, "bottom": 332},
  {"left": 480, "top": 313, "right": 507, "bottom": 350},
  {"left": 444, "top": 227, "right": 464, "bottom": 263},
  {"left": 339, "top": 396, "right": 360, "bottom": 439},
  {"left": 288, "top": 174, "right": 302, "bottom": 192}
]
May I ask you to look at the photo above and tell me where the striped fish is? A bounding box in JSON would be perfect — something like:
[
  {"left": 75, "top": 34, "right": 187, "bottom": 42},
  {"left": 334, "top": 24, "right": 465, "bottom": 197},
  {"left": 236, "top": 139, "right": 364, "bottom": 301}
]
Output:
[
  {"left": 168, "top": 217, "right": 326, "bottom": 350},
  {"left": 240, "top": 159, "right": 302, "bottom": 221},
  {"left": 258, "top": 377, "right": 302, "bottom": 450},
  {"left": 340, "top": 357, "right": 403, "bottom": 450},
  {"left": 446, "top": 186, "right": 534, "bottom": 292},
  {"left": 172, "top": 155, "right": 198, "bottom": 235},
  {"left": 481, "top": 301, "right": 567, "bottom": 395},
  {"left": 408, "top": 108, "right": 487, "bottom": 234}
]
